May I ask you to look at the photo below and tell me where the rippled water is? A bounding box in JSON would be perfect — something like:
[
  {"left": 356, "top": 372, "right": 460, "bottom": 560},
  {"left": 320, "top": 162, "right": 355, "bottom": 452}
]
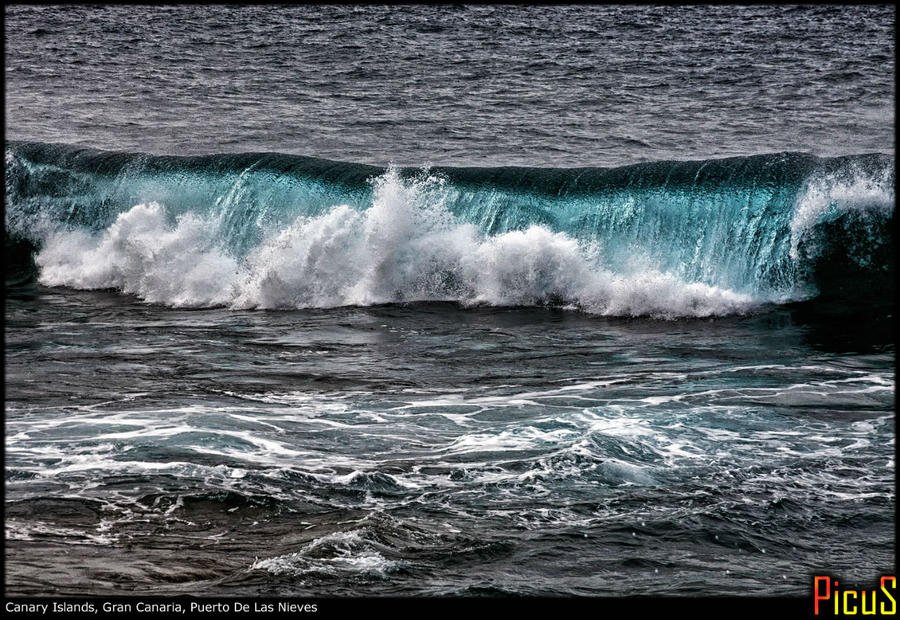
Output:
[
  {"left": 4, "top": 5, "right": 894, "bottom": 167},
  {"left": 3, "top": 3, "right": 895, "bottom": 598},
  {"left": 5, "top": 289, "right": 894, "bottom": 595}
]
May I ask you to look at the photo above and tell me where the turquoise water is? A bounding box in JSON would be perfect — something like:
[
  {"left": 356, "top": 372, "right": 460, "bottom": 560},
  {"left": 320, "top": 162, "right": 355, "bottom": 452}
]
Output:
[{"left": 4, "top": 4, "right": 895, "bottom": 598}]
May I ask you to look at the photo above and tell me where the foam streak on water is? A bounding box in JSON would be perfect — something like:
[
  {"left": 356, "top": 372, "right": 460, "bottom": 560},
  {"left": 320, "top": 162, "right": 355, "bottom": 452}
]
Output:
[
  {"left": 3, "top": 3, "right": 894, "bottom": 599},
  {"left": 4, "top": 293, "right": 895, "bottom": 596}
]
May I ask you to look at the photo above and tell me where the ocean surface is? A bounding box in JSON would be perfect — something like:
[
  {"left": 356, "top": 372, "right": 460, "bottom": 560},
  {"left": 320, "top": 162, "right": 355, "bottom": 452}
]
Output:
[{"left": 4, "top": 4, "right": 895, "bottom": 597}]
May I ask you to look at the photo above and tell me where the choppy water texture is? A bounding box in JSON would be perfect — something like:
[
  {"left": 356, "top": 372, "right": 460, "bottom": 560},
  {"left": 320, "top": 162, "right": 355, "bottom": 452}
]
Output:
[
  {"left": 4, "top": 4, "right": 896, "bottom": 597},
  {"left": 4, "top": 4, "right": 895, "bottom": 167}
]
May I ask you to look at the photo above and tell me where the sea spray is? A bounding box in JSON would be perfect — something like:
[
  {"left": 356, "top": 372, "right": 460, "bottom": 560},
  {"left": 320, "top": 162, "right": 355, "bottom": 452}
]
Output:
[
  {"left": 6, "top": 142, "right": 894, "bottom": 316},
  {"left": 32, "top": 170, "right": 753, "bottom": 317}
]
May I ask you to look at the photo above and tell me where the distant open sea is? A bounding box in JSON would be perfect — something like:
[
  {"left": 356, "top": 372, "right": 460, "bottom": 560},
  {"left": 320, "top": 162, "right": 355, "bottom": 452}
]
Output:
[{"left": 4, "top": 4, "right": 894, "bottom": 597}]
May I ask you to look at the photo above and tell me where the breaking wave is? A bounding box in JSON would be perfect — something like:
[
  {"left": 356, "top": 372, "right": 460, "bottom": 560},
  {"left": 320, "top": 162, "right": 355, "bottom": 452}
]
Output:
[{"left": 5, "top": 142, "right": 893, "bottom": 318}]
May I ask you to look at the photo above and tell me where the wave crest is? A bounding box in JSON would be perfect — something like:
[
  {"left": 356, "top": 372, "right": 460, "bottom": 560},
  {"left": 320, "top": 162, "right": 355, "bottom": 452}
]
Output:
[
  {"left": 35, "top": 168, "right": 754, "bottom": 318},
  {"left": 6, "top": 142, "right": 894, "bottom": 316}
]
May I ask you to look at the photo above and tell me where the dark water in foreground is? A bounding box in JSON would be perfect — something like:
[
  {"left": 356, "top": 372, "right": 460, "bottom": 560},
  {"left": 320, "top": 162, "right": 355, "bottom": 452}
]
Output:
[
  {"left": 4, "top": 3, "right": 895, "bottom": 598},
  {"left": 5, "top": 286, "right": 894, "bottom": 596}
]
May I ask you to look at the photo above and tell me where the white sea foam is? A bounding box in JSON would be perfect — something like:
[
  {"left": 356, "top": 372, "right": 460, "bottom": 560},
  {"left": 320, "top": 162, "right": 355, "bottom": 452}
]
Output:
[
  {"left": 249, "top": 529, "right": 398, "bottom": 578},
  {"left": 789, "top": 163, "right": 894, "bottom": 260},
  {"left": 36, "top": 202, "right": 239, "bottom": 307},
  {"left": 35, "top": 167, "right": 757, "bottom": 318}
]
